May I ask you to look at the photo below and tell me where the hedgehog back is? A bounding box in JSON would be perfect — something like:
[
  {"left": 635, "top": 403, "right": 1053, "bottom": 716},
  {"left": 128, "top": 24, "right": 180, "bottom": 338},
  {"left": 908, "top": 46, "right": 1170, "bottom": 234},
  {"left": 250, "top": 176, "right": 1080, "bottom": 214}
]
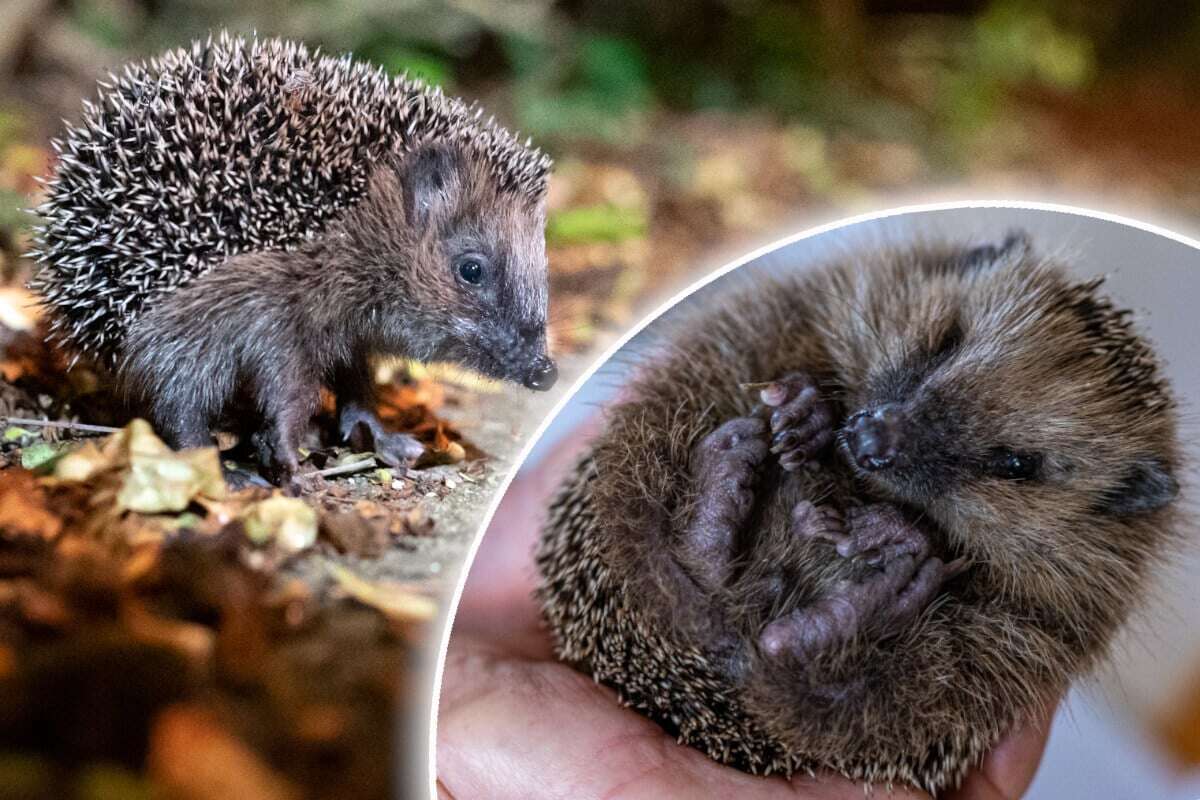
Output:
[{"left": 31, "top": 33, "right": 550, "bottom": 364}]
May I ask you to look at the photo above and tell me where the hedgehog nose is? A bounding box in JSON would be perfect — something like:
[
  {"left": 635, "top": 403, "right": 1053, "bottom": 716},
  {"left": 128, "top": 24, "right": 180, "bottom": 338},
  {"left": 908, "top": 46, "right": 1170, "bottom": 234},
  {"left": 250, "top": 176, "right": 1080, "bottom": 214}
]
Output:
[
  {"left": 845, "top": 404, "right": 904, "bottom": 471},
  {"left": 524, "top": 357, "right": 558, "bottom": 392}
]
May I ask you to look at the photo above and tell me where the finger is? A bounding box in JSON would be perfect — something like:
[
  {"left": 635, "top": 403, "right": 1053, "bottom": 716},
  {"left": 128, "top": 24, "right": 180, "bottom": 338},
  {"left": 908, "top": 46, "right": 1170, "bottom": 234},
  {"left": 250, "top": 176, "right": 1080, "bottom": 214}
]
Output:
[{"left": 947, "top": 704, "right": 1057, "bottom": 800}]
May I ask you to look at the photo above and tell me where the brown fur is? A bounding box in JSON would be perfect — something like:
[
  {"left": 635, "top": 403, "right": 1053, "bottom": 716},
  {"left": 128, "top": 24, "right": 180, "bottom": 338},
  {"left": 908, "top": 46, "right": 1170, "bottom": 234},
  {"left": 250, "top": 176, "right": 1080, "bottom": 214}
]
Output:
[
  {"left": 119, "top": 141, "right": 552, "bottom": 478},
  {"left": 535, "top": 236, "right": 1180, "bottom": 793}
]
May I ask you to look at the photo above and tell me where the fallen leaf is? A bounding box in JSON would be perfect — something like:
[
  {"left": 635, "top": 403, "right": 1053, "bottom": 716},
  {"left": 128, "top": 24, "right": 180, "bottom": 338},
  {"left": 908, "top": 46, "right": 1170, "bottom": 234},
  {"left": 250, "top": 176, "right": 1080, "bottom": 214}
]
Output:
[
  {"left": 148, "top": 705, "right": 302, "bottom": 800},
  {"left": 0, "top": 287, "right": 37, "bottom": 332},
  {"left": 2, "top": 426, "right": 34, "bottom": 442},
  {"left": 324, "top": 560, "right": 436, "bottom": 622},
  {"left": 19, "top": 440, "right": 71, "bottom": 472},
  {"left": 0, "top": 469, "right": 62, "bottom": 539},
  {"left": 396, "top": 362, "right": 502, "bottom": 393},
  {"left": 415, "top": 422, "right": 466, "bottom": 467},
  {"left": 241, "top": 495, "right": 318, "bottom": 554},
  {"left": 117, "top": 421, "right": 226, "bottom": 512},
  {"left": 320, "top": 511, "right": 389, "bottom": 557},
  {"left": 52, "top": 440, "right": 108, "bottom": 482},
  {"left": 400, "top": 507, "right": 434, "bottom": 537},
  {"left": 52, "top": 420, "right": 227, "bottom": 512}
]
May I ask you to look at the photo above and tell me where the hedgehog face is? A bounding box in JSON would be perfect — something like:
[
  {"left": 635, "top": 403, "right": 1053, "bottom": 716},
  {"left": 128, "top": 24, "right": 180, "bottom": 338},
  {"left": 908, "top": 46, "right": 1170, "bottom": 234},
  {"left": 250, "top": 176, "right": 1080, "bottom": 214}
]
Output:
[
  {"left": 360, "top": 143, "right": 557, "bottom": 390},
  {"left": 826, "top": 236, "right": 1178, "bottom": 565}
]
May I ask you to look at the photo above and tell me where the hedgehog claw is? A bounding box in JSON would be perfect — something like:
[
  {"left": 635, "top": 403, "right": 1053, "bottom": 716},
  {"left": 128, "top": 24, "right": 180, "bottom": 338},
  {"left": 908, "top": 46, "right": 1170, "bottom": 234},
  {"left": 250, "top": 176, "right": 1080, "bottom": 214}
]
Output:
[{"left": 758, "top": 372, "right": 834, "bottom": 471}]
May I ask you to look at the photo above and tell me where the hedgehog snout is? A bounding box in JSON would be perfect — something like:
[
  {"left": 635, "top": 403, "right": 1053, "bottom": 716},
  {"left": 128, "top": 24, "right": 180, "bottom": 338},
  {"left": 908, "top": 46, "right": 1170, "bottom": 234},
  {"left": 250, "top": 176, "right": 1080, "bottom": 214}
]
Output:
[
  {"left": 524, "top": 356, "right": 558, "bottom": 391},
  {"left": 844, "top": 404, "right": 906, "bottom": 471}
]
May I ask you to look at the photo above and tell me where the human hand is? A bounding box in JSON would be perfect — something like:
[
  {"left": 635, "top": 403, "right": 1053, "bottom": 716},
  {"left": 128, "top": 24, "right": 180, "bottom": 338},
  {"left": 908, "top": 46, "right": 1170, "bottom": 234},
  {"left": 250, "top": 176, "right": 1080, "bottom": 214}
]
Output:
[{"left": 436, "top": 418, "right": 1054, "bottom": 800}]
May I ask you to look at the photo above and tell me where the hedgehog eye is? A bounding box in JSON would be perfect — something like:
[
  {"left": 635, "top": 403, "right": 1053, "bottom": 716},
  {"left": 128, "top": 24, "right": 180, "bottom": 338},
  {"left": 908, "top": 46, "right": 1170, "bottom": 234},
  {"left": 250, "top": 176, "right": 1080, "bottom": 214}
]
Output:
[
  {"left": 987, "top": 448, "right": 1042, "bottom": 481},
  {"left": 455, "top": 255, "right": 486, "bottom": 286}
]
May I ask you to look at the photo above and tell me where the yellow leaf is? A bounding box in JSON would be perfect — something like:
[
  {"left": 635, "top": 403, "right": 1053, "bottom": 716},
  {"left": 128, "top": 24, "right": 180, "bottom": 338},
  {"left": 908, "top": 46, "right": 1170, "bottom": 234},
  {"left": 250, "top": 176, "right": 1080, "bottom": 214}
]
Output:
[
  {"left": 324, "top": 560, "right": 436, "bottom": 622},
  {"left": 241, "top": 495, "right": 318, "bottom": 554}
]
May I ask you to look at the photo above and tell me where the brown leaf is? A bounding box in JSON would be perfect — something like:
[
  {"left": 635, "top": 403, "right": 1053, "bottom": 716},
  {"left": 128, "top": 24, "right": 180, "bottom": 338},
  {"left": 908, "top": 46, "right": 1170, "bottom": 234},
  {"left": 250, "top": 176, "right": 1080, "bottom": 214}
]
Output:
[
  {"left": 148, "top": 705, "right": 302, "bottom": 800},
  {"left": 240, "top": 495, "right": 319, "bottom": 554},
  {"left": 400, "top": 507, "right": 435, "bottom": 538},
  {"left": 415, "top": 422, "right": 466, "bottom": 467},
  {"left": 320, "top": 511, "right": 389, "bottom": 558},
  {"left": 123, "top": 599, "right": 214, "bottom": 664},
  {"left": 324, "top": 560, "right": 436, "bottom": 622},
  {"left": 0, "top": 469, "right": 62, "bottom": 540}
]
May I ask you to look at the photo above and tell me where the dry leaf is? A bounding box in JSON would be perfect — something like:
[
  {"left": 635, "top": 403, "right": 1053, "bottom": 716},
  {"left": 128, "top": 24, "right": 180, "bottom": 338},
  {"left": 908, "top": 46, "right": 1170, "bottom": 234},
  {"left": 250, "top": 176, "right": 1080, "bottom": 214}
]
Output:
[
  {"left": 0, "top": 287, "right": 37, "bottom": 333},
  {"left": 52, "top": 440, "right": 108, "bottom": 483},
  {"left": 148, "top": 705, "right": 301, "bottom": 800},
  {"left": 241, "top": 495, "right": 318, "bottom": 554},
  {"left": 324, "top": 560, "right": 436, "bottom": 622},
  {"left": 416, "top": 422, "right": 466, "bottom": 467},
  {"left": 117, "top": 420, "right": 226, "bottom": 511},
  {"left": 123, "top": 600, "right": 215, "bottom": 663},
  {"left": 53, "top": 420, "right": 226, "bottom": 512},
  {"left": 0, "top": 470, "right": 62, "bottom": 540}
]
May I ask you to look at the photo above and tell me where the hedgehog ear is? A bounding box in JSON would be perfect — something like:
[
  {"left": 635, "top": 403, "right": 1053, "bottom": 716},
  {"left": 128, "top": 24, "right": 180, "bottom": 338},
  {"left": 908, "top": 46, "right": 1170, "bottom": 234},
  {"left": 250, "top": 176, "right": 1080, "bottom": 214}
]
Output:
[
  {"left": 956, "top": 230, "right": 1032, "bottom": 273},
  {"left": 1097, "top": 458, "right": 1179, "bottom": 516},
  {"left": 402, "top": 144, "right": 461, "bottom": 228}
]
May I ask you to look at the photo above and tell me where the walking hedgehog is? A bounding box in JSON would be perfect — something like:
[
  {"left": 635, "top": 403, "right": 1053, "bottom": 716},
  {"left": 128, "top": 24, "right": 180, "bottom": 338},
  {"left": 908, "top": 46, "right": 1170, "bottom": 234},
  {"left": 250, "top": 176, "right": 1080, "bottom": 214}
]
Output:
[
  {"left": 30, "top": 33, "right": 557, "bottom": 481},
  {"left": 535, "top": 233, "right": 1181, "bottom": 793}
]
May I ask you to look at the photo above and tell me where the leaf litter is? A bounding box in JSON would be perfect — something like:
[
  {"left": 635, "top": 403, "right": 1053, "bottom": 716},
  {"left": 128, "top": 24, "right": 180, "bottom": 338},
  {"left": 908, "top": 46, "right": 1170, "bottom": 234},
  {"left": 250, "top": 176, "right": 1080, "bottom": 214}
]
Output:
[{"left": 0, "top": 314, "right": 475, "bottom": 799}]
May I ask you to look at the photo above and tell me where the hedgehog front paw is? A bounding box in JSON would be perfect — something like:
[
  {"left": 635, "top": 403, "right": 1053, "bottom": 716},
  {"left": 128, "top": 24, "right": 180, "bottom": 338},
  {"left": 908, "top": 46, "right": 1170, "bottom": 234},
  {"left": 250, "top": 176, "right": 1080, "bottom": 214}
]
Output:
[
  {"left": 761, "top": 505, "right": 952, "bottom": 660},
  {"left": 758, "top": 372, "right": 834, "bottom": 471},
  {"left": 677, "top": 417, "right": 769, "bottom": 589},
  {"left": 365, "top": 429, "right": 426, "bottom": 468},
  {"left": 340, "top": 404, "right": 425, "bottom": 467}
]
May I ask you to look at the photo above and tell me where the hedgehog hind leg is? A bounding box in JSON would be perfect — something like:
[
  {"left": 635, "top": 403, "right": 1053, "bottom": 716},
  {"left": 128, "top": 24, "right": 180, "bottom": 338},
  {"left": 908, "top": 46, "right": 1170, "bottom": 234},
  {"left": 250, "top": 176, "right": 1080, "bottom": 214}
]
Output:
[
  {"left": 643, "top": 415, "right": 771, "bottom": 663},
  {"left": 758, "top": 503, "right": 953, "bottom": 662},
  {"left": 675, "top": 416, "right": 769, "bottom": 590}
]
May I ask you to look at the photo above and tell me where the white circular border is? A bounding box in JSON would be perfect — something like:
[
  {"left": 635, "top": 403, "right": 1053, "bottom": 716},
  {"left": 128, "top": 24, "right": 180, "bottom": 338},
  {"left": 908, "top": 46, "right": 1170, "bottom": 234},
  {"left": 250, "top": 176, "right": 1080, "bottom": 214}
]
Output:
[{"left": 424, "top": 198, "right": 1200, "bottom": 797}]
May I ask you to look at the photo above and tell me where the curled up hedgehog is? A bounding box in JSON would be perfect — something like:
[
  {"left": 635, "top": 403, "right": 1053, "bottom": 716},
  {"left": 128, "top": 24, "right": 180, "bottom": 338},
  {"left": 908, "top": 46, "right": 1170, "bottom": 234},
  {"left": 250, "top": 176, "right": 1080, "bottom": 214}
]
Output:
[
  {"left": 535, "top": 233, "right": 1182, "bottom": 794},
  {"left": 30, "top": 33, "right": 556, "bottom": 482}
]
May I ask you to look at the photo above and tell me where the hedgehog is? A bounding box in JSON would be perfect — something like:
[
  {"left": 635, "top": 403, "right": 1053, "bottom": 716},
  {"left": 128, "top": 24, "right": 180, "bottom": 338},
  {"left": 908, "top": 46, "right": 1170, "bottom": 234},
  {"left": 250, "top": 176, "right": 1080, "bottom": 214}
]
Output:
[
  {"left": 29, "top": 33, "right": 557, "bottom": 482},
  {"left": 535, "top": 233, "right": 1181, "bottom": 794}
]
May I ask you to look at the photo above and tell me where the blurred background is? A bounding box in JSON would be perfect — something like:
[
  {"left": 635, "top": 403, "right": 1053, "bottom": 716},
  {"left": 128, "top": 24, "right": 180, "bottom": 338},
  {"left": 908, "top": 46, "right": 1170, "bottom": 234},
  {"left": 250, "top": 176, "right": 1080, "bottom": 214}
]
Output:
[
  {"left": 7, "top": 0, "right": 1200, "bottom": 351},
  {"left": 3, "top": 1, "right": 1200, "bottom": 797}
]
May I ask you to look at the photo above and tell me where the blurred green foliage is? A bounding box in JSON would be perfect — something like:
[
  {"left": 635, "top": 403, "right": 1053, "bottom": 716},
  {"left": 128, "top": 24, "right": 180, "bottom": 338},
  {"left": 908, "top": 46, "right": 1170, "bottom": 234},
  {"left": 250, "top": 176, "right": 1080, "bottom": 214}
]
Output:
[
  {"left": 976, "top": 3, "right": 1094, "bottom": 89},
  {"left": 546, "top": 202, "right": 647, "bottom": 246},
  {"left": 56, "top": 0, "right": 1188, "bottom": 150},
  {"left": 33, "top": 0, "right": 1200, "bottom": 221},
  {"left": 507, "top": 32, "right": 652, "bottom": 143}
]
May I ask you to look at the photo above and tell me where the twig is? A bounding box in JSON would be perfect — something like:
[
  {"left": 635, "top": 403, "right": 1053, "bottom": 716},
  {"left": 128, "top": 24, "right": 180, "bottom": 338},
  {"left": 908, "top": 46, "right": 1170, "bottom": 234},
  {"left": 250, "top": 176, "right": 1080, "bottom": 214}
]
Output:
[
  {"left": 2, "top": 417, "right": 120, "bottom": 435},
  {"left": 313, "top": 456, "right": 377, "bottom": 479}
]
